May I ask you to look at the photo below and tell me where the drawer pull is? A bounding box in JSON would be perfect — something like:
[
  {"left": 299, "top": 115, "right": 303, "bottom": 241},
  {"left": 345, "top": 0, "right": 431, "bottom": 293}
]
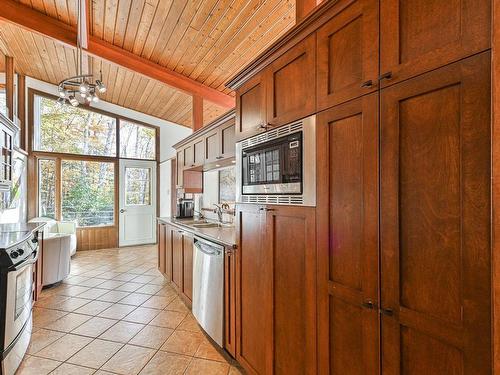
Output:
[
  {"left": 380, "top": 307, "right": 394, "bottom": 316},
  {"left": 379, "top": 72, "right": 393, "bottom": 81},
  {"left": 361, "top": 80, "right": 373, "bottom": 88}
]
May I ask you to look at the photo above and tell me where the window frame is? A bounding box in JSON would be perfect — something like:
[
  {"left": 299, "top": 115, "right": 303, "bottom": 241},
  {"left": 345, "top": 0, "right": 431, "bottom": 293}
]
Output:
[{"left": 28, "top": 89, "right": 160, "bottom": 229}]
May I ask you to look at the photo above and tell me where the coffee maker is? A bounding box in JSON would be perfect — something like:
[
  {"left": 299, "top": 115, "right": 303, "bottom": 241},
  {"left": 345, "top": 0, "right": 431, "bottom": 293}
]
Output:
[{"left": 176, "top": 199, "right": 194, "bottom": 219}]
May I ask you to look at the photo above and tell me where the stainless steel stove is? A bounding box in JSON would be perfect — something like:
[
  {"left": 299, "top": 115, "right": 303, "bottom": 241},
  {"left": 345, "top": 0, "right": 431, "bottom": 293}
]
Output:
[{"left": 0, "top": 223, "right": 43, "bottom": 375}]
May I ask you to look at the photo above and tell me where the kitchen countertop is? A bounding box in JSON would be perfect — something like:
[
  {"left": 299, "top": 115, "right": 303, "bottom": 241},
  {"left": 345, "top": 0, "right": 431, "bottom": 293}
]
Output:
[
  {"left": 0, "top": 222, "right": 46, "bottom": 249},
  {"left": 157, "top": 217, "right": 236, "bottom": 248}
]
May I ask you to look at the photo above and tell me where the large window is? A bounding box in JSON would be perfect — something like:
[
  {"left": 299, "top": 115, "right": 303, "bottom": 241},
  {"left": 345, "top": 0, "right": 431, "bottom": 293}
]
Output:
[
  {"left": 120, "top": 120, "right": 156, "bottom": 160},
  {"left": 38, "top": 159, "right": 56, "bottom": 218},
  {"left": 34, "top": 95, "right": 117, "bottom": 156},
  {"left": 61, "top": 160, "right": 114, "bottom": 226},
  {"left": 125, "top": 167, "right": 151, "bottom": 206}
]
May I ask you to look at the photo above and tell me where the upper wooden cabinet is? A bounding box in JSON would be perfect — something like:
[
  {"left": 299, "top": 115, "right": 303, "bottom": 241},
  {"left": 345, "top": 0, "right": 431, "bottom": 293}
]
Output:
[
  {"left": 193, "top": 139, "right": 204, "bottom": 167},
  {"left": 380, "top": 52, "right": 491, "bottom": 374},
  {"left": 380, "top": 0, "right": 490, "bottom": 87},
  {"left": 183, "top": 144, "right": 194, "bottom": 168},
  {"left": 235, "top": 74, "right": 267, "bottom": 141},
  {"left": 265, "top": 34, "right": 316, "bottom": 127},
  {"left": 205, "top": 129, "right": 220, "bottom": 163},
  {"left": 316, "top": 0, "right": 379, "bottom": 110},
  {"left": 219, "top": 119, "right": 236, "bottom": 159},
  {"left": 176, "top": 149, "right": 184, "bottom": 188}
]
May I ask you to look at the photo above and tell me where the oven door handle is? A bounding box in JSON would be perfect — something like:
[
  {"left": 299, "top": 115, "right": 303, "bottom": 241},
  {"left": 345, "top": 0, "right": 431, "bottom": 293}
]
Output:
[{"left": 10, "top": 250, "right": 39, "bottom": 272}]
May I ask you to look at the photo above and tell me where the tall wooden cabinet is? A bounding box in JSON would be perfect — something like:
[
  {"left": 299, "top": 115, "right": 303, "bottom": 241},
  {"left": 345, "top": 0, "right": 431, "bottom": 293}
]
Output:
[
  {"left": 236, "top": 204, "right": 316, "bottom": 375},
  {"left": 316, "top": 93, "right": 379, "bottom": 374},
  {"left": 380, "top": 52, "right": 491, "bottom": 374}
]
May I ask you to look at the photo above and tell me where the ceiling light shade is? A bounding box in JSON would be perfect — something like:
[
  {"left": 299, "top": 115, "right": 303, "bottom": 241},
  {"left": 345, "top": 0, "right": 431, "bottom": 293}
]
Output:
[
  {"left": 68, "top": 95, "right": 79, "bottom": 107},
  {"left": 79, "top": 81, "right": 89, "bottom": 93},
  {"left": 96, "top": 80, "right": 107, "bottom": 93}
]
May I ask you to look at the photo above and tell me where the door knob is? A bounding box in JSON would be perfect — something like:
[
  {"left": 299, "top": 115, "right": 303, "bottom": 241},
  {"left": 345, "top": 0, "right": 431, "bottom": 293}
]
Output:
[{"left": 120, "top": 209, "right": 126, "bottom": 213}]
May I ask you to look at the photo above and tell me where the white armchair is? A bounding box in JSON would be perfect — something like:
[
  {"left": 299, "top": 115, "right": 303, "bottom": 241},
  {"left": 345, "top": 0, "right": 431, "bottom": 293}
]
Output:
[{"left": 28, "top": 217, "right": 77, "bottom": 286}]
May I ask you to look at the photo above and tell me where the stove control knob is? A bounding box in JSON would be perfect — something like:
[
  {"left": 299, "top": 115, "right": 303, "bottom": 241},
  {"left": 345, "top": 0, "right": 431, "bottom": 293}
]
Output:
[
  {"left": 17, "top": 249, "right": 24, "bottom": 256},
  {"left": 10, "top": 251, "right": 19, "bottom": 259}
]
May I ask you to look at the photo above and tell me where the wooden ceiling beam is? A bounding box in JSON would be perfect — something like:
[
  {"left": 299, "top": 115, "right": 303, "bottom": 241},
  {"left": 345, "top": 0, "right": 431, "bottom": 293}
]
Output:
[{"left": 0, "top": 0, "right": 235, "bottom": 109}]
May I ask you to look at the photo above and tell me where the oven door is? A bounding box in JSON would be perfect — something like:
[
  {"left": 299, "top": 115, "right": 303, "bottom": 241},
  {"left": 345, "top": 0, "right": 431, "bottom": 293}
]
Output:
[{"left": 4, "top": 250, "right": 37, "bottom": 349}]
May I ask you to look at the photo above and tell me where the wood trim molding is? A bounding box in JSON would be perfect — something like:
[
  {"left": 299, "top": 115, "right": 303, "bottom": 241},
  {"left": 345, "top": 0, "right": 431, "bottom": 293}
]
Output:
[
  {"left": 5, "top": 56, "right": 14, "bottom": 121},
  {"left": 492, "top": 1, "right": 500, "bottom": 372},
  {"left": 0, "top": 0, "right": 235, "bottom": 109},
  {"left": 296, "top": 0, "right": 325, "bottom": 22}
]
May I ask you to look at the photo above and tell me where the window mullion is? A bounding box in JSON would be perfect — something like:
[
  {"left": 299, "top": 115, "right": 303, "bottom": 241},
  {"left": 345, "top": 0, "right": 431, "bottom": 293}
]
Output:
[{"left": 55, "top": 158, "right": 62, "bottom": 221}]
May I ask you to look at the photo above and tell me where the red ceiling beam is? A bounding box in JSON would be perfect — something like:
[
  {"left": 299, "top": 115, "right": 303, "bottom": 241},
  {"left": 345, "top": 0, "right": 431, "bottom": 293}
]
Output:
[{"left": 0, "top": 0, "right": 235, "bottom": 109}]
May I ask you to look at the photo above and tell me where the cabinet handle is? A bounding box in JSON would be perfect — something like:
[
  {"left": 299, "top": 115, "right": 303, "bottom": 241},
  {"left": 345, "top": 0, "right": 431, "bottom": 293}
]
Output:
[
  {"left": 361, "top": 299, "right": 376, "bottom": 309},
  {"left": 380, "top": 307, "right": 394, "bottom": 316},
  {"left": 216, "top": 156, "right": 223, "bottom": 160},
  {"left": 378, "top": 72, "right": 393, "bottom": 81},
  {"left": 361, "top": 80, "right": 373, "bottom": 88},
  {"left": 259, "top": 207, "right": 275, "bottom": 212}
]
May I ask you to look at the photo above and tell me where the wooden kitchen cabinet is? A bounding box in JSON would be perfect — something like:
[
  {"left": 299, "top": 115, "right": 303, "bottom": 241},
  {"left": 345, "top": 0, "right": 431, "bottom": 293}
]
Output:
[
  {"left": 316, "top": 93, "right": 380, "bottom": 374},
  {"left": 316, "top": 0, "right": 378, "bottom": 110},
  {"left": 235, "top": 204, "right": 316, "bottom": 375},
  {"left": 205, "top": 129, "right": 220, "bottom": 163},
  {"left": 172, "top": 228, "right": 184, "bottom": 292},
  {"left": 235, "top": 73, "right": 267, "bottom": 141},
  {"left": 183, "top": 144, "right": 194, "bottom": 168},
  {"left": 380, "top": 0, "right": 490, "bottom": 87},
  {"left": 219, "top": 119, "right": 236, "bottom": 159},
  {"left": 182, "top": 235, "right": 194, "bottom": 301},
  {"left": 224, "top": 246, "right": 237, "bottom": 358},
  {"left": 380, "top": 52, "right": 491, "bottom": 374},
  {"left": 265, "top": 34, "right": 316, "bottom": 127},
  {"left": 158, "top": 223, "right": 166, "bottom": 275},
  {"left": 193, "top": 138, "right": 205, "bottom": 167},
  {"left": 176, "top": 150, "right": 184, "bottom": 188}
]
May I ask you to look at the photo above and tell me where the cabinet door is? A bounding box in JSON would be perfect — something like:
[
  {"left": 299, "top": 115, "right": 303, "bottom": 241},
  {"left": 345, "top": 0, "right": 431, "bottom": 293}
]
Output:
[
  {"left": 165, "top": 225, "right": 173, "bottom": 281},
  {"left": 265, "top": 205, "right": 317, "bottom": 374},
  {"left": 224, "top": 247, "right": 236, "bottom": 358},
  {"left": 235, "top": 204, "right": 271, "bottom": 375},
  {"left": 184, "top": 145, "right": 194, "bottom": 168},
  {"left": 182, "top": 235, "right": 194, "bottom": 301},
  {"left": 172, "top": 229, "right": 184, "bottom": 292},
  {"left": 205, "top": 130, "right": 220, "bottom": 163},
  {"left": 380, "top": 53, "right": 491, "bottom": 374},
  {"left": 176, "top": 150, "right": 184, "bottom": 187},
  {"left": 158, "top": 224, "right": 166, "bottom": 274},
  {"left": 193, "top": 139, "right": 205, "bottom": 166},
  {"left": 380, "top": 0, "right": 490, "bottom": 87},
  {"left": 236, "top": 73, "right": 267, "bottom": 141},
  {"left": 266, "top": 34, "right": 316, "bottom": 127},
  {"left": 219, "top": 120, "right": 235, "bottom": 159},
  {"left": 316, "top": 0, "right": 378, "bottom": 110},
  {"left": 316, "top": 93, "right": 379, "bottom": 375}
]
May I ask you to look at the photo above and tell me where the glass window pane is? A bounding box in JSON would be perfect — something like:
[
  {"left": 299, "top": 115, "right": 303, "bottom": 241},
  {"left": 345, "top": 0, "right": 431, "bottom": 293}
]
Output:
[
  {"left": 38, "top": 159, "right": 56, "bottom": 219},
  {"left": 125, "top": 167, "right": 151, "bottom": 206},
  {"left": 34, "top": 95, "right": 117, "bottom": 156},
  {"left": 119, "top": 120, "right": 155, "bottom": 160},
  {"left": 0, "top": 88, "right": 6, "bottom": 117},
  {"left": 61, "top": 160, "right": 114, "bottom": 227}
]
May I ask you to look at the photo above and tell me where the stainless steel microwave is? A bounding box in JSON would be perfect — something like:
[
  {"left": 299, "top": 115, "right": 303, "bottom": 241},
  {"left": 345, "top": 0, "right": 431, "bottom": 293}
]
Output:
[{"left": 236, "top": 115, "right": 316, "bottom": 206}]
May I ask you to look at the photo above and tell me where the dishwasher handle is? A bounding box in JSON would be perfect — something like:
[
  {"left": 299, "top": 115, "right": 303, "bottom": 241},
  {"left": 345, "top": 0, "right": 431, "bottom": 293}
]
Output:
[{"left": 194, "top": 238, "right": 223, "bottom": 256}]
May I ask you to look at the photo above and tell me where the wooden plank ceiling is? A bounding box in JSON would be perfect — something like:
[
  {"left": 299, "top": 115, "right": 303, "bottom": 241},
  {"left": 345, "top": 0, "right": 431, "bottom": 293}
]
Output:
[{"left": 0, "top": 0, "right": 295, "bottom": 127}]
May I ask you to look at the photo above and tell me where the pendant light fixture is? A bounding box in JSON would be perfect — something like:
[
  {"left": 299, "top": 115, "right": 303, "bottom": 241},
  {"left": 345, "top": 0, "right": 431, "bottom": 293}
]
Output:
[{"left": 57, "top": 0, "right": 106, "bottom": 107}]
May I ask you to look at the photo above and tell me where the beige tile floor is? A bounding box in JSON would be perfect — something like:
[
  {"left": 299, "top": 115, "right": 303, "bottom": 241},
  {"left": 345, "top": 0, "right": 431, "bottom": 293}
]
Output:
[{"left": 17, "top": 245, "right": 244, "bottom": 375}]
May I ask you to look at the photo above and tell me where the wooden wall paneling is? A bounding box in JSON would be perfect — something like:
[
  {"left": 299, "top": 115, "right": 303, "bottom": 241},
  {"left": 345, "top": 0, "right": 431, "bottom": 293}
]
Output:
[
  {"left": 380, "top": 52, "right": 491, "bottom": 374},
  {"left": 316, "top": 93, "right": 379, "bottom": 375},
  {"left": 493, "top": 0, "right": 500, "bottom": 372},
  {"left": 5, "top": 55, "right": 14, "bottom": 121},
  {"left": 316, "top": 0, "right": 379, "bottom": 110},
  {"left": 379, "top": 0, "right": 491, "bottom": 87},
  {"left": 265, "top": 33, "right": 316, "bottom": 127}
]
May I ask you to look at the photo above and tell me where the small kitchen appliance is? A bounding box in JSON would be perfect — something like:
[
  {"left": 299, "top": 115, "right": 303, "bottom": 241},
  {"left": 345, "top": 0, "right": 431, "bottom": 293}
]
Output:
[{"left": 175, "top": 199, "right": 194, "bottom": 219}]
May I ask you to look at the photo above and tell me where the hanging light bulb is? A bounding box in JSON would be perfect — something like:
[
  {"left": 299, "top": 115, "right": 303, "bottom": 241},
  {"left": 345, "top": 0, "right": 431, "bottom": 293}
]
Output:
[
  {"left": 68, "top": 95, "right": 79, "bottom": 107},
  {"left": 96, "top": 80, "right": 107, "bottom": 93},
  {"left": 79, "top": 81, "right": 89, "bottom": 93},
  {"left": 56, "top": 97, "right": 65, "bottom": 107},
  {"left": 58, "top": 87, "right": 66, "bottom": 98}
]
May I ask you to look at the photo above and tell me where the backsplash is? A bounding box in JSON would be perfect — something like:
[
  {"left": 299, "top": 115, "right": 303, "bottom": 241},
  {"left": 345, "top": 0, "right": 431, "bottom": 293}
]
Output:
[{"left": 194, "top": 166, "right": 235, "bottom": 223}]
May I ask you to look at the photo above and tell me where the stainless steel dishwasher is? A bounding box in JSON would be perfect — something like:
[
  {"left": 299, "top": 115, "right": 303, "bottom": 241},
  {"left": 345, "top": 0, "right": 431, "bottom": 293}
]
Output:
[{"left": 192, "top": 236, "right": 225, "bottom": 346}]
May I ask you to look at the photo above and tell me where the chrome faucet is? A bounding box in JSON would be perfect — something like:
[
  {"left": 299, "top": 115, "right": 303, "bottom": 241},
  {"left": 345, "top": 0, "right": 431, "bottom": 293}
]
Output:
[{"left": 213, "top": 204, "right": 223, "bottom": 223}]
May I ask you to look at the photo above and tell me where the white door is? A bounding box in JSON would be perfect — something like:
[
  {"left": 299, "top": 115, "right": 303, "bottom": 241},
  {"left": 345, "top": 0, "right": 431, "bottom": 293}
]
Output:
[{"left": 119, "top": 159, "right": 157, "bottom": 247}]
